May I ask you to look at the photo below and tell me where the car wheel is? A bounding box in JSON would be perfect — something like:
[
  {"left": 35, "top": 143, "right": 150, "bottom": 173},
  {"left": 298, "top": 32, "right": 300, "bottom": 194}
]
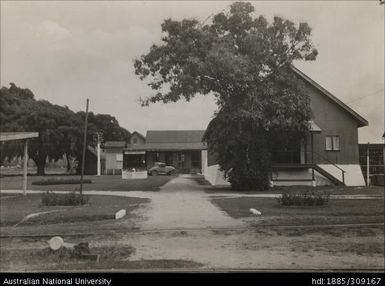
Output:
[
  {"left": 151, "top": 170, "right": 158, "bottom": 176},
  {"left": 168, "top": 170, "right": 176, "bottom": 176}
]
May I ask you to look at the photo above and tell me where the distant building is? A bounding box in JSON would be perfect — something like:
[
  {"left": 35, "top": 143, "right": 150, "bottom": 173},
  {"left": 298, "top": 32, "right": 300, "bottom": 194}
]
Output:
[
  {"left": 102, "top": 131, "right": 146, "bottom": 175},
  {"left": 103, "top": 130, "right": 207, "bottom": 175},
  {"left": 125, "top": 130, "right": 206, "bottom": 174},
  {"left": 103, "top": 141, "right": 127, "bottom": 175}
]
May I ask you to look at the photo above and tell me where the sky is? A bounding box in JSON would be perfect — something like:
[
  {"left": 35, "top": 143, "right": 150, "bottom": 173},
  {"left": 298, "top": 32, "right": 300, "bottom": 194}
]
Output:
[{"left": 1, "top": 1, "right": 384, "bottom": 143}]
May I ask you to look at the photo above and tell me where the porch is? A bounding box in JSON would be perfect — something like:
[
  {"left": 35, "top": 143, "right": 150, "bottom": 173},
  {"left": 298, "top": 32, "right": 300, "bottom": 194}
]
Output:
[{"left": 271, "top": 134, "right": 346, "bottom": 186}]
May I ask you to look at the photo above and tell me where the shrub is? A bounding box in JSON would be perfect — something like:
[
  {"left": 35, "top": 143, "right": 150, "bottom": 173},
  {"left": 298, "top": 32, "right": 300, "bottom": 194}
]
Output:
[
  {"left": 277, "top": 191, "right": 330, "bottom": 206},
  {"left": 33, "top": 179, "right": 92, "bottom": 185},
  {"left": 41, "top": 191, "right": 89, "bottom": 206}
]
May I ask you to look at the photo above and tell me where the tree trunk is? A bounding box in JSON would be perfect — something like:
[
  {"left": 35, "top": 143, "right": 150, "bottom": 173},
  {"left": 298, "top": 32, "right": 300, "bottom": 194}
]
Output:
[
  {"left": 33, "top": 150, "right": 47, "bottom": 176},
  {"left": 36, "top": 158, "right": 46, "bottom": 175},
  {"left": 65, "top": 153, "right": 72, "bottom": 173},
  {"left": 76, "top": 156, "right": 82, "bottom": 175}
]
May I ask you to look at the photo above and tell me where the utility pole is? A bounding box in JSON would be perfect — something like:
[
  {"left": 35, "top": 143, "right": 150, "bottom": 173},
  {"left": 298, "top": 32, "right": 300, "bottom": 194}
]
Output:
[
  {"left": 80, "top": 99, "right": 89, "bottom": 195},
  {"left": 22, "top": 140, "right": 28, "bottom": 196},
  {"left": 97, "top": 132, "right": 101, "bottom": 176},
  {"left": 366, "top": 142, "right": 370, "bottom": 187}
]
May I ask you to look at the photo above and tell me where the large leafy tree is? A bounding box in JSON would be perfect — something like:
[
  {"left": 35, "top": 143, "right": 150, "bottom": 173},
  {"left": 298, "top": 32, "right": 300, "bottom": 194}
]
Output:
[
  {"left": 0, "top": 84, "right": 131, "bottom": 175},
  {"left": 134, "top": 2, "right": 317, "bottom": 190},
  {"left": 0, "top": 84, "right": 81, "bottom": 175}
]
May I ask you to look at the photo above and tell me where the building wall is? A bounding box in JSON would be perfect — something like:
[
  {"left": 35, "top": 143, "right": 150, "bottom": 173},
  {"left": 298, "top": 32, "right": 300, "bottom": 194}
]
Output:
[
  {"left": 105, "top": 149, "right": 123, "bottom": 174},
  {"left": 305, "top": 81, "right": 361, "bottom": 164},
  {"left": 206, "top": 84, "right": 362, "bottom": 166}
]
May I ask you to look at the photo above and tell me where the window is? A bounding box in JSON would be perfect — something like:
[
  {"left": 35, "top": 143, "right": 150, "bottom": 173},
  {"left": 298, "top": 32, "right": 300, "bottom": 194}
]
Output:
[
  {"left": 325, "top": 136, "right": 340, "bottom": 151},
  {"left": 132, "top": 138, "right": 138, "bottom": 144},
  {"left": 116, "top": 154, "right": 123, "bottom": 161},
  {"left": 152, "top": 152, "right": 160, "bottom": 162},
  {"left": 165, "top": 152, "right": 173, "bottom": 166},
  {"left": 191, "top": 151, "right": 201, "bottom": 168},
  {"left": 125, "top": 153, "right": 146, "bottom": 169}
]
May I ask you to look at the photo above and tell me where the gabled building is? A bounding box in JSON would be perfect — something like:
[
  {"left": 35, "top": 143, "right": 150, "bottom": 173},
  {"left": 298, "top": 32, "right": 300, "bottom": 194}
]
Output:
[
  {"left": 102, "top": 131, "right": 146, "bottom": 175},
  {"left": 123, "top": 130, "right": 206, "bottom": 174},
  {"left": 204, "top": 66, "right": 368, "bottom": 187}
]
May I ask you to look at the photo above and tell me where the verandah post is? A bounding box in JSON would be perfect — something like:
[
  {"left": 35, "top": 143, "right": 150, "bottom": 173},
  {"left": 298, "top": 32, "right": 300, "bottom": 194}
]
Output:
[
  {"left": 23, "top": 139, "right": 28, "bottom": 196},
  {"left": 80, "top": 98, "right": 89, "bottom": 196}
]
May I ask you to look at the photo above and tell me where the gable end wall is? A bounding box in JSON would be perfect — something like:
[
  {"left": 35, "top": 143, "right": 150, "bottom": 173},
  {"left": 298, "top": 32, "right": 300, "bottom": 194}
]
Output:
[{"left": 305, "top": 81, "right": 360, "bottom": 164}]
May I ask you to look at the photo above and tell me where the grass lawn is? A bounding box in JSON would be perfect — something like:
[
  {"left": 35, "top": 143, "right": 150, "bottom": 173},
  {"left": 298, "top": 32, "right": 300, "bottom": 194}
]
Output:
[
  {"left": 0, "top": 193, "right": 149, "bottom": 227},
  {"left": 205, "top": 184, "right": 385, "bottom": 196},
  {"left": 1, "top": 175, "right": 173, "bottom": 192},
  {"left": 211, "top": 197, "right": 385, "bottom": 226}
]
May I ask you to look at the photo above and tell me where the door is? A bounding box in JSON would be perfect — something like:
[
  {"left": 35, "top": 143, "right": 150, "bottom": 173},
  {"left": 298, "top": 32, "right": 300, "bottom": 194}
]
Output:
[{"left": 177, "top": 152, "right": 186, "bottom": 173}]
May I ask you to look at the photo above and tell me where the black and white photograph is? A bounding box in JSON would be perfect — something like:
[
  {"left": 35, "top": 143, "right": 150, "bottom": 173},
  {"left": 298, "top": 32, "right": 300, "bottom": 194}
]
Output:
[{"left": 0, "top": 0, "right": 384, "bottom": 276}]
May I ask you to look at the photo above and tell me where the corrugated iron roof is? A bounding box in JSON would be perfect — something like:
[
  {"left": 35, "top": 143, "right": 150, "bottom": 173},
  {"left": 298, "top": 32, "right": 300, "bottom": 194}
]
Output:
[
  {"left": 125, "top": 142, "right": 207, "bottom": 151},
  {"left": 146, "top": 130, "right": 205, "bottom": 143},
  {"left": 0, "top": 132, "right": 39, "bottom": 141},
  {"left": 103, "top": 141, "right": 126, "bottom": 148}
]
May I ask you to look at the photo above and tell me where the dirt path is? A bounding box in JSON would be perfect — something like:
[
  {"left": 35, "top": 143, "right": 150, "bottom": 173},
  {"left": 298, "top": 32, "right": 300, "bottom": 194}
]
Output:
[{"left": 136, "top": 175, "right": 244, "bottom": 230}]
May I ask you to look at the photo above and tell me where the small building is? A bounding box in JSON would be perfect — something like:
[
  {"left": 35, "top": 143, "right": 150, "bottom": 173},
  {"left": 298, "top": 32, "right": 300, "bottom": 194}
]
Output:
[
  {"left": 103, "top": 131, "right": 146, "bottom": 174},
  {"left": 103, "top": 141, "right": 126, "bottom": 175}
]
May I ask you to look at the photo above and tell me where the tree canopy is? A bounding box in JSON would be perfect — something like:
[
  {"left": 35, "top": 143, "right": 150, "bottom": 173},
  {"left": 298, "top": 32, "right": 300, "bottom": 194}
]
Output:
[
  {"left": 0, "top": 83, "right": 130, "bottom": 175},
  {"left": 134, "top": 2, "right": 317, "bottom": 107},
  {"left": 134, "top": 2, "right": 318, "bottom": 190}
]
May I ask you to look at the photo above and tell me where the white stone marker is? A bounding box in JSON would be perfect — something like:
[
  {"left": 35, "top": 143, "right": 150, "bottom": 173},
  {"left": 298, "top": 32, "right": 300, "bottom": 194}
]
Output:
[
  {"left": 115, "top": 209, "right": 126, "bottom": 219},
  {"left": 48, "top": 236, "right": 64, "bottom": 250},
  {"left": 249, "top": 208, "right": 262, "bottom": 216}
]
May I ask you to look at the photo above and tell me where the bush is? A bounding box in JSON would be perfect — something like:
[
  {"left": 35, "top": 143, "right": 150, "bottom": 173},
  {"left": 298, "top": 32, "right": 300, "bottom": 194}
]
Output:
[
  {"left": 41, "top": 191, "right": 89, "bottom": 206},
  {"left": 32, "top": 179, "right": 92, "bottom": 185},
  {"left": 277, "top": 191, "right": 330, "bottom": 206}
]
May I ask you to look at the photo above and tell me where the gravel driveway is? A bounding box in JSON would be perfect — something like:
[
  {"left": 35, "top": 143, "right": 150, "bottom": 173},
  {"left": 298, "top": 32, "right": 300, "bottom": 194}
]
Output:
[{"left": 136, "top": 175, "right": 245, "bottom": 230}]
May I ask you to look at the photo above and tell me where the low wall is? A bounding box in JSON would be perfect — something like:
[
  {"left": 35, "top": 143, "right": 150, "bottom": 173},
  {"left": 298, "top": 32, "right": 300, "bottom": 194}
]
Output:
[
  {"left": 204, "top": 164, "right": 230, "bottom": 187},
  {"left": 122, "top": 170, "right": 148, "bottom": 179},
  {"left": 317, "top": 164, "right": 365, "bottom": 186},
  {"left": 104, "top": 169, "right": 122, "bottom": 175}
]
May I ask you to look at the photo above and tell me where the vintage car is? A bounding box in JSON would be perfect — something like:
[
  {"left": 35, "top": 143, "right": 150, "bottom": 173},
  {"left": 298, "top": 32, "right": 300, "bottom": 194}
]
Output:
[{"left": 148, "top": 162, "right": 177, "bottom": 176}]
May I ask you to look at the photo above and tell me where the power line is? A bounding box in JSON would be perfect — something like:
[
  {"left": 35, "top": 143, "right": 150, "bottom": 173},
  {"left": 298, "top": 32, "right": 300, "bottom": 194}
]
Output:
[
  {"left": 199, "top": 5, "right": 230, "bottom": 27},
  {"left": 346, "top": 88, "right": 384, "bottom": 104}
]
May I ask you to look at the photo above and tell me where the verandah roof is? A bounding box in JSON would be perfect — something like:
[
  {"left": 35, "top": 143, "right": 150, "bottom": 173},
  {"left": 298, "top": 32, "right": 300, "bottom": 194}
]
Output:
[
  {"left": 124, "top": 142, "right": 207, "bottom": 152},
  {"left": 0, "top": 132, "right": 39, "bottom": 141}
]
